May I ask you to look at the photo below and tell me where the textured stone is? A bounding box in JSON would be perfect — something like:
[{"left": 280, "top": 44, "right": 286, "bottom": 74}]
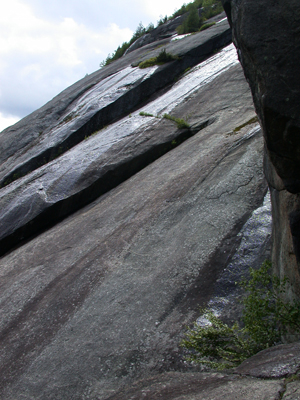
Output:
[
  {"left": 221, "top": 0, "right": 300, "bottom": 304},
  {"left": 235, "top": 342, "right": 300, "bottom": 378},
  {"left": 0, "top": 65, "right": 267, "bottom": 398},
  {"left": 107, "top": 372, "right": 283, "bottom": 400},
  {"left": 0, "top": 18, "right": 231, "bottom": 189},
  {"left": 222, "top": 0, "right": 300, "bottom": 191},
  {"left": 1, "top": 7, "right": 291, "bottom": 399},
  {"left": 0, "top": 53, "right": 252, "bottom": 257},
  {"left": 283, "top": 374, "right": 300, "bottom": 400}
]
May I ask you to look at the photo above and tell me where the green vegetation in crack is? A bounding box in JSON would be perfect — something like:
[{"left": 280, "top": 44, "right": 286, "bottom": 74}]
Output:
[
  {"left": 199, "top": 22, "right": 216, "bottom": 31},
  {"left": 139, "top": 111, "right": 190, "bottom": 129},
  {"left": 1, "top": 172, "right": 21, "bottom": 188},
  {"left": 181, "top": 260, "right": 300, "bottom": 370},
  {"left": 138, "top": 49, "right": 179, "bottom": 69},
  {"left": 163, "top": 113, "right": 190, "bottom": 129},
  {"left": 231, "top": 116, "right": 259, "bottom": 134},
  {"left": 139, "top": 111, "right": 155, "bottom": 117}
]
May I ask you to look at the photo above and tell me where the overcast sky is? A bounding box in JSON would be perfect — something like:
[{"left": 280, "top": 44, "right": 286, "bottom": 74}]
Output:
[{"left": 0, "top": 0, "right": 186, "bottom": 132}]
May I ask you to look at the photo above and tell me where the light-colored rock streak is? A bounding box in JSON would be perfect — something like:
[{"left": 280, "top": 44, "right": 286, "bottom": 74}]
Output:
[{"left": 142, "top": 43, "right": 238, "bottom": 116}]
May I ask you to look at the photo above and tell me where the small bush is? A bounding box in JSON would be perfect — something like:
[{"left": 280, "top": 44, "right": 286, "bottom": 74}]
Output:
[
  {"left": 181, "top": 5, "right": 201, "bottom": 34},
  {"left": 139, "top": 111, "right": 154, "bottom": 117},
  {"left": 157, "top": 15, "right": 168, "bottom": 26},
  {"left": 199, "top": 22, "right": 216, "bottom": 31},
  {"left": 181, "top": 311, "right": 254, "bottom": 369},
  {"left": 100, "top": 21, "right": 152, "bottom": 67},
  {"left": 181, "top": 260, "right": 300, "bottom": 370},
  {"left": 176, "top": 0, "right": 223, "bottom": 35},
  {"left": 138, "top": 57, "right": 158, "bottom": 69},
  {"left": 139, "top": 49, "right": 178, "bottom": 69},
  {"left": 163, "top": 114, "right": 190, "bottom": 129},
  {"left": 156, "top": 49, "right": 177, "bottom": 63}
]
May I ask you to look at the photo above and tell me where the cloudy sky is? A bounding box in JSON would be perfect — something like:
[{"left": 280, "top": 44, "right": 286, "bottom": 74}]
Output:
[{"left": 0, "top": 0, "right": 186, "bottom": 132}]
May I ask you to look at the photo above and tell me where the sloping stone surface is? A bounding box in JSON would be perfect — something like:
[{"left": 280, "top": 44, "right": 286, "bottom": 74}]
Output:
[
  {"left": 0, "top": 129, "right": 266, "bottom": 399},
  {"left": 2, "top": 7, "right": 296, "bottom": 399},
  {"left": 0, "top": 62, "right": 267, "bottom": 398},
  {"left": 0, "top": 46, "right": 242, "bottom": 256},
  {"left": 0, "top": 19, "right": 231, "bottom": 188},
  {"left": 235, "top": 342, "right": 300, "bottom": 378},
  {"left": 107, "top": 372, "right": 283, "bottom": 400}
]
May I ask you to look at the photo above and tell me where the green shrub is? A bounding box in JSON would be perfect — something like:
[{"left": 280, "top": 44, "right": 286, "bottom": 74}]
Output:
[
  {"left": 138, "top": 58, "right": 158, "bottom": 68},
  {"left": 202, "top": 0, "right": 223, "bottom": 19},
  {"left": 156, "top": 49, "right": 177, "bottom": 63},
  {"left": 139, "top": 49, "right": 178, "bottom": 69},
  {"left": 178, "top": 5, "right": 201, "bottom": 34},
  {"left": 176, "top": 1, "right": 223, "bottom": 35},
  {"left": 139, "top": 111, "right": 154, "bottom": 117},
  {"left": 157, "top": 15, "right": 168, "bottom": 26},
  {"left": 163, "top": 113, "right": 190, "bottom": 129},
  {"left": 199, "top": 22, "right": 216, "bottom": 31},
  {"left": 181, "top": 260, "right": 300, "bottom": 370},
  {"left": 241, "top": 261, "right": 300, "bottom": 345},
  {"left": 181, "top": 311, "right": 254, "bottom": 369}
]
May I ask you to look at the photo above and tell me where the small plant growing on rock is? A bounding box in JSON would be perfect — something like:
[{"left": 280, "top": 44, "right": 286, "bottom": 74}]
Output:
[
  {"left": 181, "top": 260, "right": 300, "bottom": 370},
  {"left": 199, "top": 22, "right": 216, "bottom": 31},
  {"left": 139, "top": 111, "right": 155, "bottom": 117},
  {"left": 163, "top": 113, "right": 190, "bottom": 129},
  {"left": 139, "top": 49, "right": 178, "bottom": 69}
]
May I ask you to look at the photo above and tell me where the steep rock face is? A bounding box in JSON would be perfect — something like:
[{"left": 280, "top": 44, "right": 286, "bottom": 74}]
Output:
[
  {"left": 0, "top": 21, "right": 232, "bottom": 256},
  {"left": 0, "top": 19, "right": 231, "bottom": 190},
  {"left": 1, "top": 11, "right": 298, "bottom": 399},
  {"left": 0, "top": 44, "right": 239, "bottom": 257},
  {"left": 0, "top": 39, "right": 272, "bottom": 398},
  {"left": 221, "top": 0, "right": 300, "bottom": 303}
]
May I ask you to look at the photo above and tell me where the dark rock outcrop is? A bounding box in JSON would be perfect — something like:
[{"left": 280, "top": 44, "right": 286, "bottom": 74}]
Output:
[{"left": 221, "top": 0, "right": 300, "bottom": 303}]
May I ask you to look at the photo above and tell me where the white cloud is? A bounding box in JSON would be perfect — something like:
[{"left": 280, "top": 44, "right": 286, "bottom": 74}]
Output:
[
  {"left": 0, "top": 0, "right": 192, "bottom": 132},
  {"left": 0, "top": 0, "right": 133, "bottom": 126},
  {"left": 140, "top": 0, "right": 187, "bottom": 21},
  {"left": 0, "top": 113, "right": 20, "bottom": 133}
]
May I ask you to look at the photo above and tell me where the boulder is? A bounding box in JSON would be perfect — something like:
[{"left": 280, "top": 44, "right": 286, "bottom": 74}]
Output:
[{"left": 235, "top": 342, "right": 300, "bottom": 378}]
